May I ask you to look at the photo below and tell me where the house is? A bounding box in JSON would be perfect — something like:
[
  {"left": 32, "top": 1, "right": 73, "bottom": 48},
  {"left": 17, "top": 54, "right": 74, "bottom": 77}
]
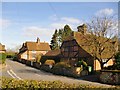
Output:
[
  {"left": 18, "top": 38, "right": 51, "bottom": 61},
  {"left": 0, "top": 43, "right": 6, "bottom": 53},
  {"left": 60, "top": 24, "right": 116, "bottom": 71}
]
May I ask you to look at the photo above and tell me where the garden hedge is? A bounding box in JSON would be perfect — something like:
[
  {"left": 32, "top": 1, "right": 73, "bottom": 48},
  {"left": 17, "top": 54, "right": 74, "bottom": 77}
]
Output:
[
  {"left": 1, "top": 77, "right": 120, "bottom": 89},
  {"left": 0, "top": 53, "right": 6, "bottom": 64}
]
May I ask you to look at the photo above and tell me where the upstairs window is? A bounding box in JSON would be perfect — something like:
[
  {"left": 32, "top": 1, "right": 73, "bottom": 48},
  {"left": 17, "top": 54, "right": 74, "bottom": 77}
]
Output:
[{"left": 32, "top": 50, "right": 36, "bottom": 53}]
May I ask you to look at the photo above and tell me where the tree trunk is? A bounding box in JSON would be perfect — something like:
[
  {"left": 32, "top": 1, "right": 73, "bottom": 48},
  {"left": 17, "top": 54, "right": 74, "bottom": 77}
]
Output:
[{"left": 100, "top": 63, "right": 104, "bottom": 69}]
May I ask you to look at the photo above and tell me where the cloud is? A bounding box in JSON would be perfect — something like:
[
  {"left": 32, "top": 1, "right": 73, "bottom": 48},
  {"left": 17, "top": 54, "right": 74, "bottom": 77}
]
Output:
[
  {"left": 22, "top": 16, "right": 84, "bottom": 43},
  {"left": 51, "top": 23, "right": 66, "bottom": 29},
  {"left": 0, "top": 19, "right": 11, "bottom": 28},
  {"left": 95, "top": 8, "right": 114, "bottom": 16},
  {"left": 23, "top": 26, "right": 55, "bottom": 41},
  {"left": 61, "top": 17, "right": 81, "bottom": 24},
  {"left": 50, "top": 16, "right": 84, "bottom": 30}
]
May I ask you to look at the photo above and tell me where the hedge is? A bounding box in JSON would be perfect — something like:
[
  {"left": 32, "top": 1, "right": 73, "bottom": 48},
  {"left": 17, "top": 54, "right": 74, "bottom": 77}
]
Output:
[
  {"left": 1, "top": 77, "right": 120, "bottom": 89},
  {"left": 0, "top": 53, "right": 6, "bottom": 64},
  {"left": 52, "top": 62, "right": 80, "bottom": 78}
]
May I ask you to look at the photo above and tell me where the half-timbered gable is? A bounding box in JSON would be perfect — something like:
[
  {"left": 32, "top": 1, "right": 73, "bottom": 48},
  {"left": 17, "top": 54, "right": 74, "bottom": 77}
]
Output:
[{"left": 60, "top": 24, "right": 115, "bottom": 70}]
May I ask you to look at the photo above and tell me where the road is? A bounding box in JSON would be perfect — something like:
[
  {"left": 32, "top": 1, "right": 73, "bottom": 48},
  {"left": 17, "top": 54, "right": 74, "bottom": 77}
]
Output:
[{"left": 1, "top": 59, "right": 115, "bottom": 88}]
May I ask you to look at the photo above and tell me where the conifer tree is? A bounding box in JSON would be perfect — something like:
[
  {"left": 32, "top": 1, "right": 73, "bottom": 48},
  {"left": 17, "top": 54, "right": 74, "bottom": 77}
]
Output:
[{"left": 50, "top": 29, "right": 59, "bottom": 50}]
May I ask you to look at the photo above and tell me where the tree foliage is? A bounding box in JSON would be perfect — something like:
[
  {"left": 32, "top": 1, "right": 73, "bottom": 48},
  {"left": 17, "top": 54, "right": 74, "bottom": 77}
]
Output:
[
  {"left": 51, "top": 25, "right": 72, "bottom": 50},
  {"left": 114, "top": 52, "right": 120, "bottom": 69},
  {"left": 50, "top": 29, "right": 59, "bottom": 50},
  {"left": 87, "top": 15, "right": 118, "bottom": 69}
]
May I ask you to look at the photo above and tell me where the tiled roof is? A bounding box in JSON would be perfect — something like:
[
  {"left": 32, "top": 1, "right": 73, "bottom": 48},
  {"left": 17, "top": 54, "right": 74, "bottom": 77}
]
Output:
[
  {"left": 64, "top": 32, "right": 117, "bottom": 59},
  {"left": 20, "top": 38, "right": 51, "bottom": 52},
  {"left": 44, "top": 49, "right": 60, "bottom": 56},
  {"left": 25, "top": 41, "right": 51, "bottom": 51}
]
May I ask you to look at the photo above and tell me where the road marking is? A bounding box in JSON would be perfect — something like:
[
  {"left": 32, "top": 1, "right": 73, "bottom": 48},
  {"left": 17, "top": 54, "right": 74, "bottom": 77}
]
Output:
[
  {"left": 7, "top": 70, "right": 16, "bottom": 79},
  {"left": 10, "top": 69, "right": 22, "bottom": 80},
  {"left": 7, "top": 69, "right": 22, "bottom": 80}
]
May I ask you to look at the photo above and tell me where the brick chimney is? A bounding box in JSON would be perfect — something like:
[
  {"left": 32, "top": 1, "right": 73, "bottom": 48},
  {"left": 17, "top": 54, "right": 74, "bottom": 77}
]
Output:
[{"left": 36, "top": 37, "right": 40, "bottom": 44}]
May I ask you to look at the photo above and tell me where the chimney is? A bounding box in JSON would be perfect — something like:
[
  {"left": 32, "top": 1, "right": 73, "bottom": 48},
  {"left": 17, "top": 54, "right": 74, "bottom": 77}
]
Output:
[
  {"left": 77, "top": 24, "right": 87, "bottom": 34},
  {"left": 36, "top": 37, "right": 40, "bottom": 44}
]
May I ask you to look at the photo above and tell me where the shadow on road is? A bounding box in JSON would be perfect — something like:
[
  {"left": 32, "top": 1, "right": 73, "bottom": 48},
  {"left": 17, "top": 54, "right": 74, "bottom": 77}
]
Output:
[
  {"left": 77, "top": 74, "right": 100, "bottom": 83},
  {"left": 18, "top": 69, "right": 53, "bottom": 75}
]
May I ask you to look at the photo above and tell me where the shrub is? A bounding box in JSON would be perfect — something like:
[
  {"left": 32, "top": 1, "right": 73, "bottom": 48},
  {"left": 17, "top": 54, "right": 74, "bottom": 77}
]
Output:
[
  {"left": 35, "top": 53, "right": 43, "bottom": 63},
  {"left": 13, "top": 55, "right": 18, "bottom": 61},
  {"left": 40, "top": 56, "right": 60, "bottom": 64},
  {"left": 0, "top": 53, "right": 6, "bottom": 64},
  {"left": 77, "top": 60, "right": 88, "bottom": 67},
  {"left": 40, "top": 60, "right": 55, "bottom": 73},
  {"left": 1, "top": 77, "right": 120, "bottom": 89},
  {"left": 52, "top": 62, "right": 79, "bottom": 78},
  {"left": 53, "top": 62, "right": 71, "bottom": 70},
  {"left": 40, "top": 64, "right": 52, "bottom": 73},
  {"left": 44, "top": 59, "right": 55, "bottom": 66},
  {"left": 114, "top": 52, "right": 120, "bottom": 70}
]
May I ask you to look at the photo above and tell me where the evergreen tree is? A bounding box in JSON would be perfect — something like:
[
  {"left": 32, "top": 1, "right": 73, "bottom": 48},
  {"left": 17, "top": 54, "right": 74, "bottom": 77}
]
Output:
[
  {"left": 51, "top": 25, "right": 73, "bottom": 49},
  {"left": 58, "top": 29, "right": 64, "bottom": 47},
  {"left": 50, "top": 29, "right": 59, "bottom": 50},
  {"left": 63, "top": 25, "right": 72, "bottom": 40}
]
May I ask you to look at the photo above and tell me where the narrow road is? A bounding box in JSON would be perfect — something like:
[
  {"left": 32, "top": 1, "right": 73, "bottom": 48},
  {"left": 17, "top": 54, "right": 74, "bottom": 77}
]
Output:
[{"left": 1, "top": 59, "right": 115, "bottom": 88}]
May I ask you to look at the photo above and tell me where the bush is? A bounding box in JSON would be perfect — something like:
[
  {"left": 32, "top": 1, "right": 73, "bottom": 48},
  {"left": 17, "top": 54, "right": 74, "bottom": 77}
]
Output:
[
  {"left": 13, "top": 55, "right": 18, "bottom": 61},
  {"left": 1, "top": 77, "right": 120, "bottom": 89},
  {"left": 40, "top": 64, "right": 52, "bottom": 73},
  {"left": 44, "top": 59, "right": 55, "bottom": 66},
  {"left": 35, "top": 53, "right": 43, "bottom": 63},
  {"left": 0, "top": 53, "right": 6, "bottom": 64},
  {"left": 52, "top": 62, "right": 79, "bottom": 78},
  {"left": 40, "top": 56, "right": 60, "bottom": 64},
  {"left": 40, "top": 60, "right": 55, "bottom": 73},
  {"left": 114, "top": 52, "right": 120, "bottom": 70},
  {"left": 1, "top": 77, "right": 77, "bottom": 89}
]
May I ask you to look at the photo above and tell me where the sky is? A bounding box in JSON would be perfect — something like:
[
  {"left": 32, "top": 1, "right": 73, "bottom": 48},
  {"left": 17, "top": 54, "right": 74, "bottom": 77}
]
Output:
[{"left": 1, "top": 2, "right": 118, "bottom": 51}]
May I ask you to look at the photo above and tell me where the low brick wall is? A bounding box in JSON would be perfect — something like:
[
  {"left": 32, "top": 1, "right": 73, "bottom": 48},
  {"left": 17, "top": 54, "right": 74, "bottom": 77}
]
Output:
[{"left": 100, "top": 70, "right": 120, "bottom": 85}]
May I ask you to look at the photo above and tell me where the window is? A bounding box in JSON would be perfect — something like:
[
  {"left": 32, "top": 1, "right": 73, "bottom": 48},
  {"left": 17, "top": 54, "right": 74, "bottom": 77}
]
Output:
[{"left": 32, "top": 50, "right": 36, "bottom": 53}]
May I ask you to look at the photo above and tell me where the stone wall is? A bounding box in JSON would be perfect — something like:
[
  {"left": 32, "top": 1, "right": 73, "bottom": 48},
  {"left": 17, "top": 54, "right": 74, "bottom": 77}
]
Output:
[{"left": 100, "top": 70, "right": 120, "bottom": 85}]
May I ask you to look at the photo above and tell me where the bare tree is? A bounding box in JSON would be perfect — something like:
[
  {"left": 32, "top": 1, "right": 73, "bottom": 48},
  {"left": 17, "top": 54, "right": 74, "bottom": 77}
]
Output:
[{"left": 87, "top": 15, "right": 118, "bottom": 69}]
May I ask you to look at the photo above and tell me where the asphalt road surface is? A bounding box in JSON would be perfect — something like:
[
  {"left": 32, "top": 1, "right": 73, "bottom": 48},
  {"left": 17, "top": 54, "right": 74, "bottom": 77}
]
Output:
[{"left": 1, "top": 59, "right": 115, "bottom": 88}]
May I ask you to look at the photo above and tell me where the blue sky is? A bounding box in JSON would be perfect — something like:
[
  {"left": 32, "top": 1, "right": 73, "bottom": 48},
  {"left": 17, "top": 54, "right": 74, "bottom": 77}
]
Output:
[{"left": 1, "top": 2, "right": 118, "bottom": 50}]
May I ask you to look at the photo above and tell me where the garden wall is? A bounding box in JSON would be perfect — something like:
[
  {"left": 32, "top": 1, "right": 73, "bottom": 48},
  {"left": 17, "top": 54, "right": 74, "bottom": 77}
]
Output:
[{"left": 100, "top": 70, "right": 120, "bottom": 85}]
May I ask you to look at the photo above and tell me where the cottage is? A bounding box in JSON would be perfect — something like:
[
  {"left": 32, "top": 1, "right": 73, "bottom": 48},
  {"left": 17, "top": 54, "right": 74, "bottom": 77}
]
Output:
[
  {"left": 0, "top": 43, "right": 6, "bottom": 53},
  {"left": 60, "top": 24, "right": 115, "bottom": 71},
  {"left": 18, "top": 38, "right": 51, "bottom": 61}
]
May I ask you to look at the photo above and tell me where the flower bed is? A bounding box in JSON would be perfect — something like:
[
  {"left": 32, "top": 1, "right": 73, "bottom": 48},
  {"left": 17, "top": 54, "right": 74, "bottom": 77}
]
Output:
[{"left": 100, "top": 70, "right": 120, "bottom": 85}]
